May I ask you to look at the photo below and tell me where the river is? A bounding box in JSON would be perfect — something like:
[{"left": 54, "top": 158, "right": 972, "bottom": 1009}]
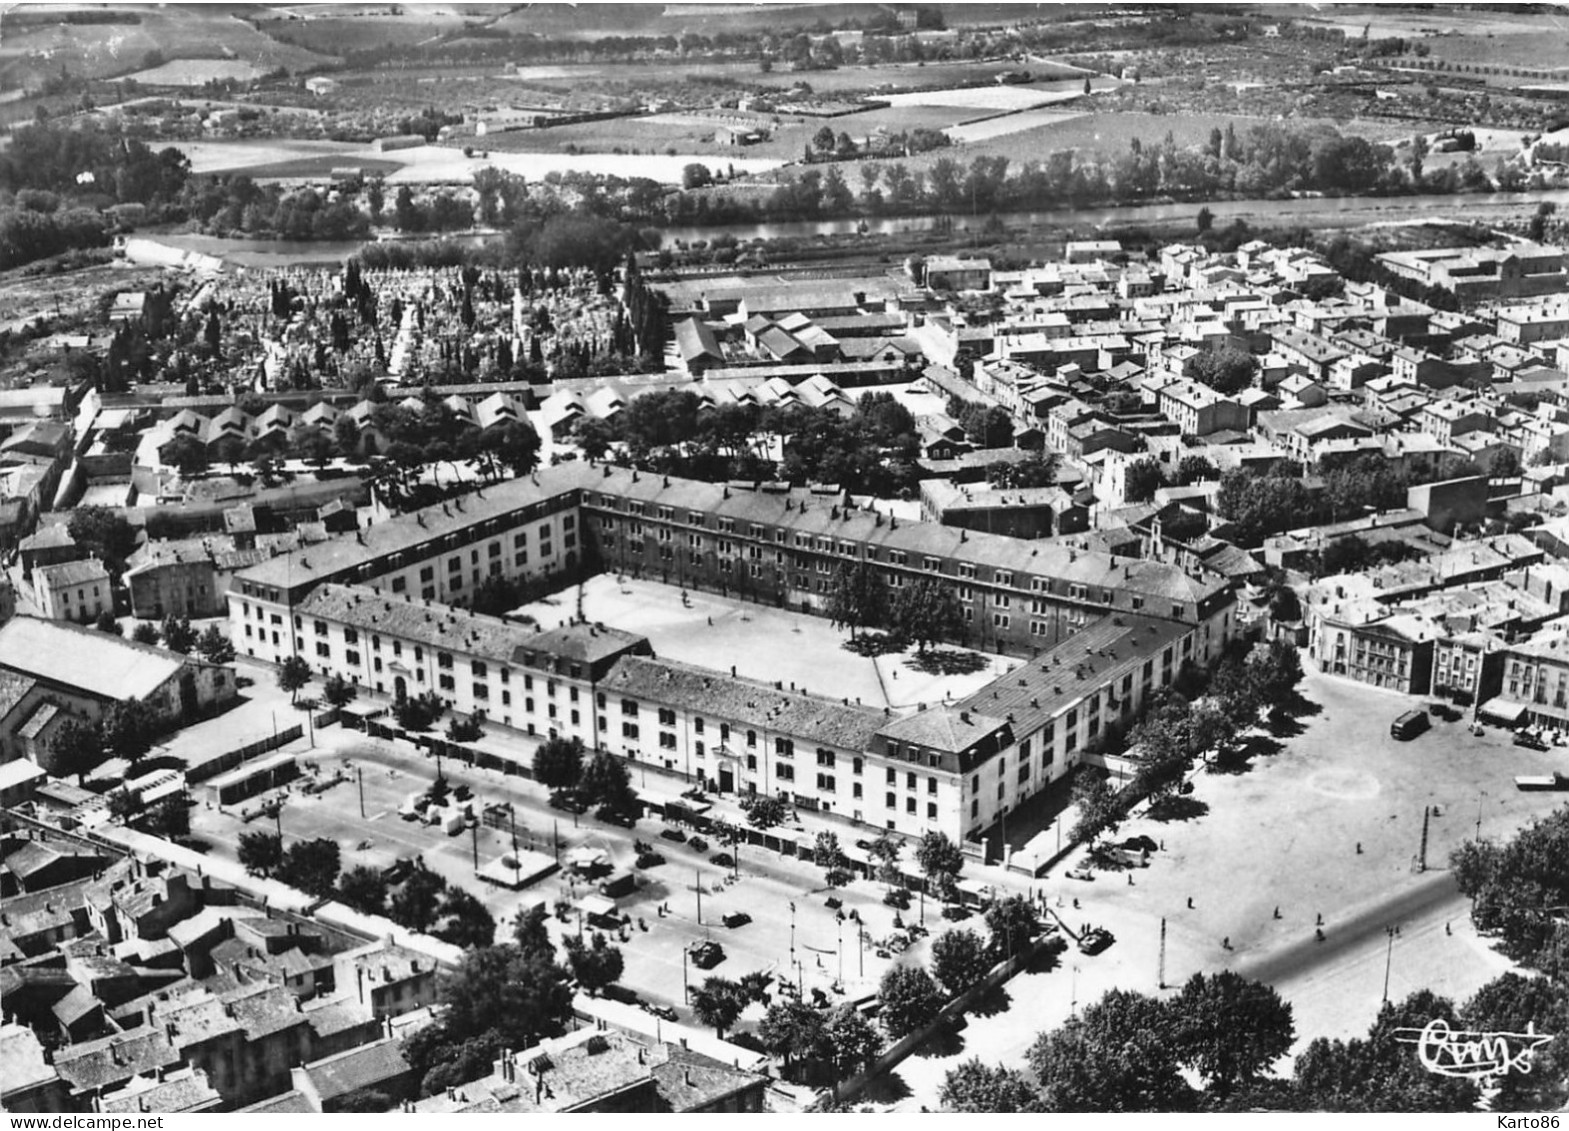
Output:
[
  {"left": 655, "top": 187, "right": 1569, "bottom": 245},
  {"left": 138, "top": 187, "right": 1569, "bottom": 268}
]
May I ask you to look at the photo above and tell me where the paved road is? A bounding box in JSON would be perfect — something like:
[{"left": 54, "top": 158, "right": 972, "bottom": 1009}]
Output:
[{"left": 1237, "top": 869, "right": 1461, "bottom": 989}]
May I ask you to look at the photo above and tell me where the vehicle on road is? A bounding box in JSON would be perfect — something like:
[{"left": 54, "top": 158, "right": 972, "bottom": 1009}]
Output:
[
  {"left": 711, "top": 851, "right": 734, "bottom": 868},
  {"left": 1513, "top": 729, "right": 1550, "bottom": 751},
  {"left": 641, "top": 1002, "right": 678, "bottom": 1021},
  {"left": 721, "top": 911, "right": 751, "bottom": 929},
  {"left": 1515, "top": 771, "right": 1569, "bottom": 791},
  {"left": 549, "top": 789, "right": 587, "bottom": 814},
  {"left": 690, "top": 940, "right": 725, "bottom": 969},
  {"left": 1391, "top": 709, "right": 1430, "bottom": 740},
  {"left": 1078, "top": 927, "right": 1114, "bottom": 955},
  {"left": 659, "top": 828, "right": 687, "bottom": 843},
  {"left": 636, "top": 851, "right": 665, "bottom": 868},
  {"left": 687, "top": 836, "right": 709, "bottom": 852}
]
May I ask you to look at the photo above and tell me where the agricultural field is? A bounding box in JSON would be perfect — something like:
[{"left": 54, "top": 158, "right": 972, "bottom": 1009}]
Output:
[
  {"left": 0, "top": 5, "right": 334, "bottom": 89},
  {"left": 123, "top": 59, "right": 271, "bottom": 88},
  {"left": 170, "top": 139, "right": 368, "bottom": 176},
  {"left": 251, "top": 10, "right": 473, "bottom": 53},
  {"left": 946, "top": 107, "right": 1086, "bottom": 145}
]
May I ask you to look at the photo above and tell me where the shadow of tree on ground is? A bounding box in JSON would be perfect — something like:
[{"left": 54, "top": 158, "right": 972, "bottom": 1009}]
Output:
[{"left": 906, "top": 648, "right": 990, "bottom": 676}]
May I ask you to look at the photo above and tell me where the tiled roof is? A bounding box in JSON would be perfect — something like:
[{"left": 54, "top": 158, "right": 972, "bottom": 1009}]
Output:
[
  {"left": 35, "top": 558, "right": 110, "bottom": 589},
  {"left": 601, "top": 654, "right": 887, "bottom": 752},
  {"left": 0, "top": 618, "right": 186, "bottom": 703},
  {"left": 653, "top": 1043, "right": 767, "bottom": 1111},
  {"left": 298, "top": 584, "right": 539, "bottom": 664},
  {"left": 0, "top": 670, "right": 35, "bottom": 720},
  {"left": 957, "top": 613, "right": 1191, "bottom": 741},
  {"left": 239, "top": 1090, "right": 317, "bottom": 1114},
  {"left": 302, "top": 1037, "right": 411, "bottom": 1101},
  {"left": 878, "top": 706, "right": 1008, "bottom": 754},
  {"left": 0, "top": 1023, "right": 57, "bottom": 1099},
  {"left": 52, "top": 1025, "right": 180, "bottom": 1092},
  {"left": 98, "top": 1068, "right": 220, "bottom": 1114}
]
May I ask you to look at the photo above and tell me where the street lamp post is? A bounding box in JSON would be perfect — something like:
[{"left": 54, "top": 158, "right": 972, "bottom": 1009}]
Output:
[
  {"left": 1382, "top": 925, "right": 1396, "bottom": 1004},
  {"left": 1476, "top": 790, "right": 1487, "bottom": 840},
  {"left": 695, "top": 868, "right": 703, "bottom": 925}
]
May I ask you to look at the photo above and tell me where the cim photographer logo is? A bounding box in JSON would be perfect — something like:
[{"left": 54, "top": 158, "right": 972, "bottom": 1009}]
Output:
[{"left": 1393, "top": 1018, "right": 1553, "bottom": 1080}]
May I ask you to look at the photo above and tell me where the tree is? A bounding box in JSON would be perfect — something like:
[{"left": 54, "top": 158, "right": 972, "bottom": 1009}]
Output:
[
  {"left": 513, "top": 904, "right": 554, "bottom": 960},
  {"left": 1451, "top": 805, "right": 1569, "bottom": 974},
  {"left": 940, "top": 1059, "right": 1041, "bottom": 1112},
  {"left": 1124, "top": 457, "right": 1165, "bottom": 503},
  {"left": 102, "top": 698, "right": 156, "bottom": 765},
  {"left": 196, "top": 625, "right": 235, "bottom": 664},
  {"left": 1028, "top": 989, "right": 1194, "bottom": 1112},
  {"left": 435, "top": 886, "right": 496, "bottom": 950},
  {"left": 690, "top": 976, "right": 746, "bottom": 1038},
  {"left": 238, "top": 830, "right": 283, "bottom": 877},
  {"left": 131, "top": 622, "right": 161, "bottom": 646},
  {"left": 391, "top": 861, "right": 448, "bottom": 933},
  {"left": 1185, "top": 346, "right": 1258, "bottom": 396},
  {"left": 878, "top": 964, "right": 943, "bottom": 1038},
  {"left": 145, "top": 796, "right": 189, "bottom": 839},
  {"left": 1196, "top": 205, "right": 1214, "bottom": 233},
  {"left": 578, "top": 749, "right": 639, "bottom": 821},
  {"left": 94, "top": 610, "right": 122, "bottom": 635},
  {"left": 277, "top": 655, "right": 312, "bottom": 704},
  {"left": 930, "top": 928, "right": 990, "bottom": 996},
  {"left": 983, "top": 894, "right": 1039, "bottom": 959},
  {"left": 277, "top": 837, "right": 341, "bottom": 898},
  {"left": 682, "top": 162, "right": 712, "bottom": 190},
  {"left": 743, "top": 793, "right": 789, "bottom": 830},
  {"left": 892, "top": 578, "right": 963, "bottom": 654},
  {"left": 1070, "top": 771, "right": 1123, "bottom": 845},
  {"left": 1461, "top": 973, "right": 1569, "bottom": 1112},
  {"left": 563, "top": 931, "right": 625, "bottom": 995},
  {"left": 826, "top": 561, "right": 890, "bottom": 641},
  {"left": 1248, "top": 639, "right": 1304, "bottom": 709},
  {"left": 532, "top": 735, "right": 585, "bottom": 790},
  {"left": 814, "top": 830, "right": 849, "bottom": 882},
  {"left": 339, "top": 864, "right": 389, "bottom": 916},
  {"left": 436, "top": 942, "right": 574, "bottom": 1052},
  {"left": 824, "top": 1002, "right": 883, "bottom": 1074},
  {"left": 1292, "top": 990, "right": 1479, "bottom": 1111},
  {"left": 870, "top": 832, "right": 904, "bottom": 890},
  {"left": 67, "top": 506, "right": 137, "bottom": 575},
  {"left": 759, "top": 1000, "right": 829, "bottom": 1070},
  {"left": 48, "top": 718, "right": 102, "bottom": 783},
  {"left": 108, "top": 790, "right": 139, "bottom": 823},
  {"left": 1171, "top": 971, "right": 1295, "bottom": 1097},
  {"left": 323, "top": 673, "right": 358, "bottom": 709},
  {"left": 915, "top": 830, "right": 964, "bottom": 900},
  {"left": 446, "top": 714, "right": 483, "bottom": 744},
  {"left": 160, "top": 614, "right": 197, "bottom": 654}
]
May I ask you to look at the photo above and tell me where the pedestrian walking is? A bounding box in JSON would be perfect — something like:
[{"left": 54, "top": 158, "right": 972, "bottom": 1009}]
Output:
[
  {"left": 1127, "top": 873, "right": 1134, "bottom": 886},
  {"left": 1222, "top": 936, "right": 1231, "bottom": 950},
  {"left": 1273, "top": 906, "right": 1281, "bottom": 920},
  {"left": 1187, "top": 896, "right": 1194, "bottom": 909},
  {"left": 1316, "top": 912, "right": 1323, "bottom": 926},
  {"left": 1356, "top": 842, "right": 1363, "bottom": 855},
  {"left": 1073, "top": 897, "right": 1080, "bottom": 910},
  {"left": 1315, "top": 927, "right": 1326, "bottom": 942},
  {"left": 1445, "top": 922, "right": 1452, "bottom": 936}
]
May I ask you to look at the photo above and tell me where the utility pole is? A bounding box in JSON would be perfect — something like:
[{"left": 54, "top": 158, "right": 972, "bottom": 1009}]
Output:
[
  {"left": 1382, "top": 925, "right": 1396, "bottom": 1003},
  {"left": 695, "top": 868, "right": 702, "bottom": 925},
  {"left": 1418, "top": 805, "right": 1431, "bottom": 873},
  {"left": 553, "top": 819, "right": 561, "bottom": 864},
  {"left": 471, "top": 819, "right": 479, "bottom": 870},
  {"left": 1158, "top": 916, "right": 1167, "bottom": 990},
  {"left": 790, "top": 901, "right": 796, "bottom": 970},
  {"left": 356, "top": 766, "right": 365, "bottom": 819}
]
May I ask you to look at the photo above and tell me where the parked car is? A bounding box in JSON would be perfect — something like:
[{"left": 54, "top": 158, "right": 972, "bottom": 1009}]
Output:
[
  {"left": 659, "top": 828, "right": 687, "bottom": 844},
  {"left": 711, "top": 851, "right": 735, "bottom": 868},
  {"left": 1122, "top": 835, "right": 1158, "bottom": 854},
  {"left": 1514, "top": 729, "right": 1550, "bottom": 751},
  {"left": 1078, "top": 927, "right": 1114, "bottom": 955},
  {"left": 381, "top": 857, "right": 414, "bottom": 884},
  {"left": 454, "top": 784, "right": 473, "bottom": 801},
  {"left": 690, "top": 941, "right": 725, "bottom": 969},
  {"left": 722, "top": 911, "right": 752, "bottom": 929},
  {"left": 636, "top": 851, "right": 666, "bottom": 869},
  {"left": 641, "top": 1002, "right": 678, "bottom": 1022},
  {"left": 687, "top": 836, "right": 709, "bottom": 852}
]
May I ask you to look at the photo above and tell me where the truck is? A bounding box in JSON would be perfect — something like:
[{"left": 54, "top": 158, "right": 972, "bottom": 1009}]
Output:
[
  {"left": 398, "top": 792, "right": 425, "bottom": 821},
  {"left": 1391, "top": 709, "right": 1430, "bottom": 740},
  {"left": 443, "top": 809, "right": 466, "bottom": 836}
]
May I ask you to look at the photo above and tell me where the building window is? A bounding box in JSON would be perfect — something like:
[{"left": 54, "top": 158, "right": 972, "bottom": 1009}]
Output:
[{"left": 622, "top": 722, "right": 640, "bottom": 739}]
